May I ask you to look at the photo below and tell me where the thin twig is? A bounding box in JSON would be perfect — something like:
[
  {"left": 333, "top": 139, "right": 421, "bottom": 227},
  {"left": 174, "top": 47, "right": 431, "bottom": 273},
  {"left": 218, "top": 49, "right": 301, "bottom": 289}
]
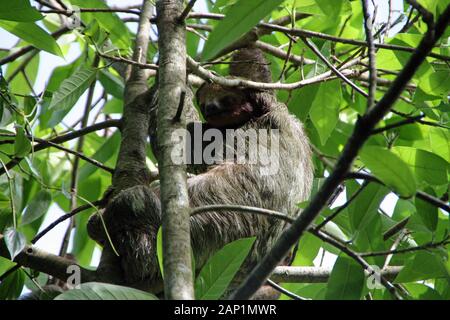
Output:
[
  {"left": 361, "top": 0, "right": 377, "bottom": 110},
  {"left": 371, "top": 115, "right": 425, "bottom": 134},
  {"left": 266, "top": 279, "right": 307, "bottom": 300},
  {"left": 314, "top": 181, "right": 369, "bottom": 230},
  {"left": 178, "top": 0, "right": 197, "bottom": 23},
  {"left": 347, "top": 172, "right": 450, "bottom": 213},
  {"left": 360, "top": 237, "right": 450, "bottom": 257}
]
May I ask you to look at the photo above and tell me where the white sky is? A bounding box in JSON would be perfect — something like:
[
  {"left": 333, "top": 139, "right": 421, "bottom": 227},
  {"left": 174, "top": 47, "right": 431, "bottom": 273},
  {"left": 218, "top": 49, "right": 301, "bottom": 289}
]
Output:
[{"left": 0, "top": 1, "right": 404, "bottom": 273}]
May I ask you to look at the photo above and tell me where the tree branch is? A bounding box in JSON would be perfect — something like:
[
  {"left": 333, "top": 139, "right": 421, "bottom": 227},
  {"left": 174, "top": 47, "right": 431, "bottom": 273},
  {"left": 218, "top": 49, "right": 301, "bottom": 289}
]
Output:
[
  {"left": 187, "top": 55, "right": 362, "bottom": 90},
  {"left": 257, "top": 22, "right": 450, "bottom": 62},
  {"left": 271, "top": 266, "right": 402, "bottom": 283},
  {"left": 0, "top": 120, "right": 120, "bottom": 176},
  {"left": 95, "top": 0, "right": 156, "bottom": 288},
  {"left": 0, "top": 234, "right": 96, "bottom": 283},
  {"left": 347, "top": 172, "right": 450, "bottom": 213},
  {"left": 361, "top": 0, "right": 377, "bottom": 109},
  {"left": 156, "top": 0, "right": 194, "bottom": 300}
]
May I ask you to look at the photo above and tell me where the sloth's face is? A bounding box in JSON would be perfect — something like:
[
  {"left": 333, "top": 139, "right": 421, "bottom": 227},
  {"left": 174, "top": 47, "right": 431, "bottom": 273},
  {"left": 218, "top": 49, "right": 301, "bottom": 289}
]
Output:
[{"left": 196, "top": 84, "right": 254, "bottom": 128}]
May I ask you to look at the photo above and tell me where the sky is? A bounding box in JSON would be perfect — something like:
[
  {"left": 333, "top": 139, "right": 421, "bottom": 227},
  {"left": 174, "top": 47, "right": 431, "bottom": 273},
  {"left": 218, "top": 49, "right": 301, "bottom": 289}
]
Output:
[{"left": 0, "top": 0, "right": 405, "bottom": 272}]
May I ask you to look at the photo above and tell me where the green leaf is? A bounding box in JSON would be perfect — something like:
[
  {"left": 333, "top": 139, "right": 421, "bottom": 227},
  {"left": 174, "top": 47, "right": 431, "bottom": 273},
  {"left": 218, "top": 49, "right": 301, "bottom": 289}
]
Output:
[
  {"left": 310, "top": 80, "right": 341, "bottom": 145},
  {"left": 347, "top": 183, "right": 388, "bottom": 232},
  {"left": 78, "top": 131, "right": 120, "bottom": 180},
  {"left": 288, "top": 83, "right": 320, "bottom": 122},
  {"left": 391, "top": 146, "right": 448, "bottom": 186},
  {"left": 103, "top": 98, "right": 123, "bottom": 114},
  {"left": 403, "top": 283, "right": 443, "bottom": 300},
  {"left": 0, "top": 21, "right": 62, "bottom": 56},
  {"left": 157, "top": 226, "right": 163, "bottom": 279},
  {"left": 14, "top": 125, "right": 31, "bottom": 157},
  {"left": 325, "top": 255, "right": 365, "bottom": 300},
  {"left": 429, "top": 127, "right": 450, "bottom": 162},
  {"left": 98, "top": 69, "right": 124, "bottom": 99},
  {"left": 202, "top": 0, "right": 285, "bottom": 60},
  {"left": 0, "top": 0, "right": 43, "bottom": 22},
  {"left": 415, "top": 189, "right": 439, "bottom": 232},
  {"left": 417, "top": 71, "right": 450, "bottom": 99},
  {"left": 47, "top": 67, "right": 97, "bottom": 127},
  {"left": 294, "top": 232, "right": 322, "bottom": 266},
  {"left": 360, "top": 146, "right": 417, "bottom": 198},
  {"left": 70, "top": 0, "right": 131, "bottom": 50},
  {"left": 6, "top": 50, "right": 40, "bottom": 96},
  {"left": 21, "top": 190, "right": 52, "bottom": 226},
  {"left": 0, "top": 269, "right": 25, "bottom": 300},
  {"left": 195, "top": 237, "right": 255, "bottom": 300},
  {"left": 3, "top": 228, "right": 26, "bottom": 260},
  {"left": 55, "top": 282, "right": 158, "bottom": 300},
  {"left": 395, "top": 251, "right": 449, "bottom": 283}
]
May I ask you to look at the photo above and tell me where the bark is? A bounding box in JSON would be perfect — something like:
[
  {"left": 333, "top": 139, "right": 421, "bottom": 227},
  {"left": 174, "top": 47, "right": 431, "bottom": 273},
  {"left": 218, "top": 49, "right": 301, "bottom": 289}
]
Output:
[
  {"left": 95, "top": 0, "right": 154, "bottom": 286},
  {"left": 0, "top": 234, "right": 96, "bottom": 283},
  {"left": 156, "top": 0, "right": 194, "bottom": 300}
]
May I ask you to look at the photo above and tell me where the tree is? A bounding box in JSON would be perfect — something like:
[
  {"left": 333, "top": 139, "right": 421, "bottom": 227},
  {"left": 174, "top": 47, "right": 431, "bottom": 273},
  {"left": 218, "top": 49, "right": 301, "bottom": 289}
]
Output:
[{"left": 0, "top": 0, "right": 449, "bottom": 301}]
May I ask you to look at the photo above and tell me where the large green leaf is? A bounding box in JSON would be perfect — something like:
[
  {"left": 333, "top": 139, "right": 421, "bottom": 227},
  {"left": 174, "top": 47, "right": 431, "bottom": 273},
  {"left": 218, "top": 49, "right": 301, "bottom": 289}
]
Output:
[
  {"left": 310, "top": 80, "right": 341, "bottom": 145},
  {"left": 414, "top": 189, "right": 438, "bottom": 232},
  {"left": 360, "top": 146, "right": 417, "bottom": 198},
  {"left": 47, "top": 67, "right": 97, "bottom": 127},
  {"left": 0, "top": 21, "right": 62, "bottom": 56},
  {"left": 98, "top": 69, "right": 124, "bottom": 99},
  {"left": 0, "top": 269, "right": 25, "bottom": 300},
  {"left": 202, "top": 0, "right": 285, "bottom": 60},
  {"left": 395, "top": 251, "right": 449, "bottom": 283},
  {"left": 5, "top": 50, "right": 40, "bottom": 96},
  {"left": 391, "top": 146, "right": 448, "bottom": 186},
  {"left": 195, "top": 237, "right": 255, "bottom": 300},
  {"left": 0, "top": 0, "right": 43, "bottom": 22},
  {"left": 78, "top": 130, "right": 120, "bottom": 180},
  {"left": 347, "top": 183, "right": 388, "bottom": 232},
  {"left": 55, "top": 282, "right": 158, "bottom": 300},
  {"left": 70, "top": 0, "right": 131, "bottom": 50},
  {"left": 403, "top": 283, "right": 443, "bottom": 300},
  {"left": 293, "top": 232, "right": 322, "bottom": 266},
  {"left": 325, "top": 255, "right": 365, "bottom": 300},
  {"left": 14, "top": 125, "right": 31, "bottom": 158},
  {"left": 21, "top": 190, "right": 52, "bottom": 226},
  {"left": 3, "top": 227, "right": 26, "bottom": 260},
  {"left": 417, "top": 71, "right": 450, "bottom": 99},
  {"left": 429, "top": 127, "right": 450, "bottom": 162}
]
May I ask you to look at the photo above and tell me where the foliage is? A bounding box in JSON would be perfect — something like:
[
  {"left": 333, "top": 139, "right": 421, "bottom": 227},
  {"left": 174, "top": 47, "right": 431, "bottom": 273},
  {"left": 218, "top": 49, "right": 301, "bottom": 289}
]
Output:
[{"left": 0, "top": 0, "right": 449, "bottom": 300}]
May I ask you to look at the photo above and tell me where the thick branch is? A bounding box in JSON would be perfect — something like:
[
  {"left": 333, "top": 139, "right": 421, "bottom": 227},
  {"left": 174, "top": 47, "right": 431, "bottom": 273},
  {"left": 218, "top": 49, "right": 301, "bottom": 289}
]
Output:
[
  {"left": 112, "top": 0, "right": 154, "bottom": 190},
  {"left": 0, "top": 234, "right": 96, "bottom": 283},
  {"left": 96, "top": 0, "right": 155, "bottom": 288},
  {"left": 156, "top": 0, "right": 194, "bottom": 300},
  {"left": 187, "top": 55, "right": 362, "bottom": 90},
  {"left": 0, "top": 120, "right": 120, "bottom": 176},
  {"left": 271, "top": 266, "right": 402, "bottom": 283}
]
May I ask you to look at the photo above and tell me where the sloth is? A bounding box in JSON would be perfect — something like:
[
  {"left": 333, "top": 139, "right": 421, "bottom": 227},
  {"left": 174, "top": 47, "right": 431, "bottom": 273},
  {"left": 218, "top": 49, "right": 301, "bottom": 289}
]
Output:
[{"left": 88, "top": 47, "right": 313, "bottom": 297}]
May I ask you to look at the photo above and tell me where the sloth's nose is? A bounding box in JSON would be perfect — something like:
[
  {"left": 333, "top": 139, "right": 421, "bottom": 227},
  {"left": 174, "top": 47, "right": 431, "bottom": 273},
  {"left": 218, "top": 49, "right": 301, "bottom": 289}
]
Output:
[{"left": 204, "top": 102, "right": 223, "bottom": 117}]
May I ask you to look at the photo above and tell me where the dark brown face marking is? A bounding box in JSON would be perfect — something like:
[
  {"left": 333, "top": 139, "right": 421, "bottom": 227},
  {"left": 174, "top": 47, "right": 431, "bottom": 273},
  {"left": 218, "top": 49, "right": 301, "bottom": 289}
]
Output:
[{"left": 196, "top": 84, "right": 255, "bottom": 128}]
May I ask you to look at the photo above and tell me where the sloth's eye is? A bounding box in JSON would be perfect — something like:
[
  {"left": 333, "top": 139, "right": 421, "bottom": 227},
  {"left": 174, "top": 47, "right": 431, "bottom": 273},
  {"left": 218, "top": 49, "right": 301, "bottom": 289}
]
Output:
[{"left": 221, "top": 96, "right": 237, "bottom": 106}]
